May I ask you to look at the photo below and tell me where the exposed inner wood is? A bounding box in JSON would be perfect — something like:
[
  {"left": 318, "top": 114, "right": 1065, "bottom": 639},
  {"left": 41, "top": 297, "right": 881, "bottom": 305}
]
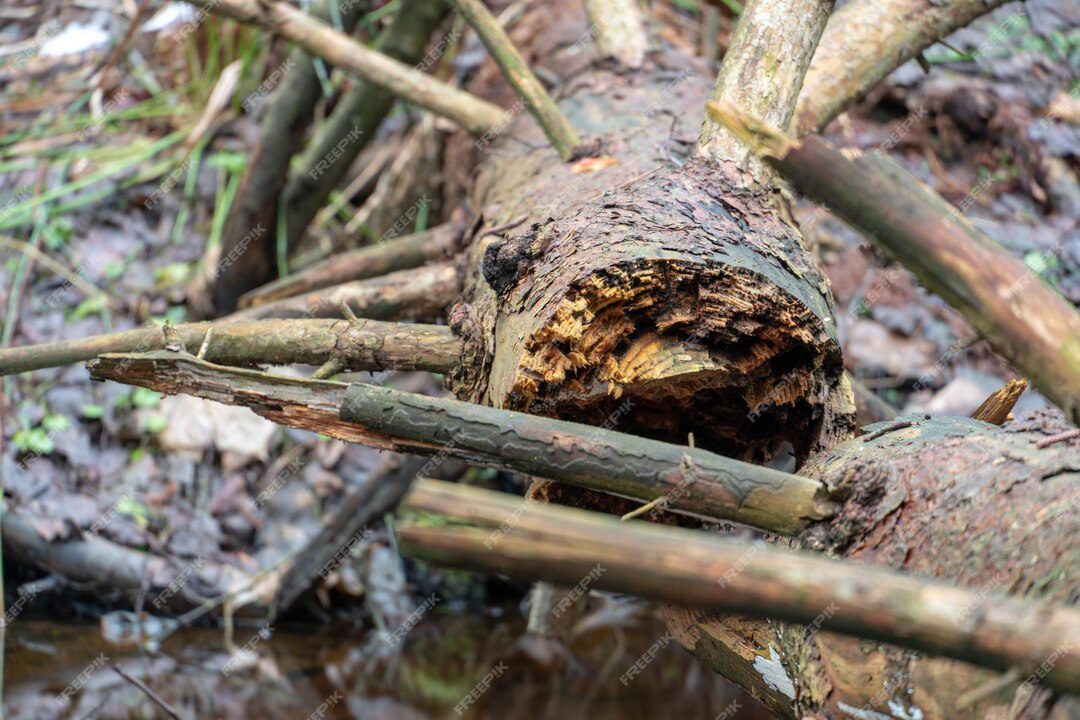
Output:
[{"left": 452, "top": 41, "right": 852, "bottom": 463}]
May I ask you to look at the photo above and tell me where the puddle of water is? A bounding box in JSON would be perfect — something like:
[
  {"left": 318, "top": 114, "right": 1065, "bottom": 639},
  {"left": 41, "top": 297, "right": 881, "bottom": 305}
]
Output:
[{"left": 3, "top": 608, "right": 772, "bottom": 719}]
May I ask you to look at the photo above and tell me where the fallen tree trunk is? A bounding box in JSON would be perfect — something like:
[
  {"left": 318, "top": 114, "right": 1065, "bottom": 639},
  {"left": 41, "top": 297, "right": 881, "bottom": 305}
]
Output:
[
  {"left": 448, "top": 0, "right": 853, "bottom": 471},
  {"left": 664, "top": 412, "right": 1080, "bottom": 718}
]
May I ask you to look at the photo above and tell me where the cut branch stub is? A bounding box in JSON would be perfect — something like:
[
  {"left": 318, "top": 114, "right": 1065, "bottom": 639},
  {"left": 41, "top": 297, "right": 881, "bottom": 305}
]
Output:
[{"left": 453, "top": 51, "right": 853, "bottom": 463}]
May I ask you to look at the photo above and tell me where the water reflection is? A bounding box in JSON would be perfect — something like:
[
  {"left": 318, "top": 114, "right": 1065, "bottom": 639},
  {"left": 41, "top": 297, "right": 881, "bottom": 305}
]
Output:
[{"left": 5, "top": 607, "right": 771, "bottom": 719}]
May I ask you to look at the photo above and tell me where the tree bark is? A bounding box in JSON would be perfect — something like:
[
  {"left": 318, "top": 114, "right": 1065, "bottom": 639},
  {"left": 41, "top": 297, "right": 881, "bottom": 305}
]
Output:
[
  {"left": 664, "top": 412, "right": 1080, "bottom": 719},
  {"left": 448, "top": 0, "right": 853, "bottom": 475},
  {"left": 230, "top": 262, "right": 462, "bottom": 323},
  {"left": 708, "top": 106, "right": 1080, "bottom": 427},
  {"left": 86, "top": 352, "right": 834, "bottom": 535},
  {"left": 0, "top": 318, "right": 461, "bottom": 376}
]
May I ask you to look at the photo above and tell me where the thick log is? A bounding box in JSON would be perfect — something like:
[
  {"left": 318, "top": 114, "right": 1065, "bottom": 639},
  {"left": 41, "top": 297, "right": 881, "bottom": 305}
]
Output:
[
  {"left": 0, "top": 318, "right": 460, "bottom": 376},
  {"left": 86, "top": 352, "right": 835, "bottom": 534},
  {"left": 238, "top": 221, "right": 466, "bottom": 307},
  {"left": 709, "top": 104, "right": 1080, "bottom": 426},
  {"left": 449, "top": 0, "right": 853, "bottom": 469},
  {"left": 396, "top": 478, "right": 1080, "bottom": 696},
  {"left": 666, "top": 413, "right": 1080, "bottom": 718}
]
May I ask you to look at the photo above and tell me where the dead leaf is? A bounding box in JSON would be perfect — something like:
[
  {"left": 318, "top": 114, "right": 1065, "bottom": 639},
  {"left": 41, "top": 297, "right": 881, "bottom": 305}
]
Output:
[{"left": 571, "top": 155, "right": 619, "bottom": 174}]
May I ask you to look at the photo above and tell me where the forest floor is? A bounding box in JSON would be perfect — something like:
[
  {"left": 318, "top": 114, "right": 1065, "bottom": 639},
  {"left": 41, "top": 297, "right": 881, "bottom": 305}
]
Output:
[{"left": 0, "top": 0, "right": 1076, "bottom": 718}]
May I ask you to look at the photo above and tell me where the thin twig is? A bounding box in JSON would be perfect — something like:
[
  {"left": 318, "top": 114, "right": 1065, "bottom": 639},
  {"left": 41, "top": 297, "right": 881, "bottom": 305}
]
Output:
[
  {"left": 447, "top": 0, "right": 581, "bottom": 159},
  {"left": 208, "top": 0, "right": 504, "bottom": 135},
  {"left": 861, "top": 419, "right": 914, "bottom": 442},
  {"left": 196, "top": 327, "right": 215, "bottom": 360},
  {"left": 110, "top": 665, "right": 182, "bottom": 720},
  {"left": 1036, "top": 428, "right": 1080, "bottom": 449}
]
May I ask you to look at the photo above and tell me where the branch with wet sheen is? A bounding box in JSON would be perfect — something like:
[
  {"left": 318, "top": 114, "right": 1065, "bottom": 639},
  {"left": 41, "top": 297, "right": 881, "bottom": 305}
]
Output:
[{"left": 397, "top": 478, "right": 1080, "bottom": 696}]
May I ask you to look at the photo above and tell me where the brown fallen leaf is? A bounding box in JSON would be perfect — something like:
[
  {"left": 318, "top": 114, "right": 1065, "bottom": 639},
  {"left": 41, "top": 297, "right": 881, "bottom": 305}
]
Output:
[{"left": 571, "top": 155, "right": 619, "bottom": 174}]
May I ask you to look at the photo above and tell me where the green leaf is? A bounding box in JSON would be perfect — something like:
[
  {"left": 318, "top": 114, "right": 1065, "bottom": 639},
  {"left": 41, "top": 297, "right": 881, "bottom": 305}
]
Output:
[
  {"left": 70, "top": 294, "right": 108, "bottom": 320},
  {"left": 116, "top": 496, "right": 150, "bottom": 527},
  {"left": 131, "top": 387, "right": 162, "bottom": 409},
  {"left": 153, "top": 262, "right": 193, "bottom": 287},
  {"left": 42, "top": 218, "right": 73, "bottom": 250},
  {"left": 81, "top": 403, "right": 105, "bottom": 419},
  {"left": 1024, "top": 251, "right": 1058, "bottom": 277},
  {"left": 105, "top": 260, "right": 126, "bottom": 280},
  {"left": 14, "top": 427, "right": 54, "bottom": 455},
  {"left": 144, "top": 413, "right": 167, "bottom": 434},
  {"left": 40, "top": 414, "right": 70, "bottom": 433}
]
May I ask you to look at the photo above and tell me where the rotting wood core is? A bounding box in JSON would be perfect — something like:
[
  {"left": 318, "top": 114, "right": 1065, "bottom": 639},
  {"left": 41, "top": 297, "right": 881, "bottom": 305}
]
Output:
[{"left": 455, "top": 115, "right": 850, "bottom": 461}]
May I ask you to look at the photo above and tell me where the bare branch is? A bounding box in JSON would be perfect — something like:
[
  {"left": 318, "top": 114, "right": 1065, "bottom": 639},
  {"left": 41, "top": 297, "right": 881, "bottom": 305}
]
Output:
[
  {"left": 585, "top": 0, "right": 649, "bottom": 68},
  {"left": 795, "top": 0, "right": 1018, "bottom": 134},
  {"left": 398, "top": 478, "right": 1080, "bottom": 696},
  {"left": 86, "top": 353, "right": 835, "bottom": 535},
  {"left": 207, "top": 0, "right": 504, "bottom": 134},
  {"left": 0, "top": 319, "right": 461, "bottom": 376},
  {"left": 448, "top": 0, "right": 581, "bottom": 159},
  {"left": 696, "top": 0, "right": 833, "bottom": 180}
]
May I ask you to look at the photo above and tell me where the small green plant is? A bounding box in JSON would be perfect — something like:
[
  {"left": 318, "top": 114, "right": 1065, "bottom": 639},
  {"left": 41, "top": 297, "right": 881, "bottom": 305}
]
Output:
[
  {"left": 13, "top": 413, "right": 70, "bottom": 456},
  {"left": 131, "top": 387, "right": 163, "bottom": 409},
  {"left": 70, "top": 294, "right": 109, "bottom": 321}
]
